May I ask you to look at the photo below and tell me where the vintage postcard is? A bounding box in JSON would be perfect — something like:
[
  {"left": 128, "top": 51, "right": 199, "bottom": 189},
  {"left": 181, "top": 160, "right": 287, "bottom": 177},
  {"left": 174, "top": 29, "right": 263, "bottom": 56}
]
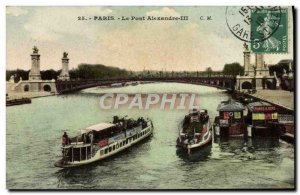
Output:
[{"left": 6, "top": 6, "right": 295, "bottom": 190}]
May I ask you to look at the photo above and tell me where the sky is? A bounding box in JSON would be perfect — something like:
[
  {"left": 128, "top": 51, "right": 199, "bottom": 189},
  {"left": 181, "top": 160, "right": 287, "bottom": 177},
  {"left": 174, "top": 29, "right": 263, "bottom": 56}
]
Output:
[{"left": 6, "top": 6, "right": 294, "bottom": 71}]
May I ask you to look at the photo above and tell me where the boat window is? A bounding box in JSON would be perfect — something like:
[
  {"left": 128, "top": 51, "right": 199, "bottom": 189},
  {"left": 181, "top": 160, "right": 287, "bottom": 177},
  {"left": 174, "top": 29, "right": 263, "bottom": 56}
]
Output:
[
  {"left": 100, "top": 150, "right": 104, "bottom": 155},
  {"left": 109, "top": 147, "right": 112, "bottom": 152},
  {"left": 105, "top": 148, "right": 108, "bottom": 154},
  {"left": 123, "top": 140, "right": 126, "bottom": 145},
  {"left": 120, "top": 142, "right": 122, "bottom": 147},
  {"left": 113, "top": 145, "right": 115, "bottom": 150}
]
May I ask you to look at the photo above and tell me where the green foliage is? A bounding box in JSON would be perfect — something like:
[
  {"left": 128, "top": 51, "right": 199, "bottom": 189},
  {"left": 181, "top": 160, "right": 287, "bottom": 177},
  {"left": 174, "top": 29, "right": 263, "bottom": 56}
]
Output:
[
  {"left": 205, "top": 67, "right": 213, "bottom": 76},
  {"left": 70, "top": 64, "right": 129, "bottom": 79},
  {"left": 222, "top": 62, "right": 244, "bottom": 76},
  {"left": 41, "top": 69, "right": 61, "bottom": 80},
  {"left": 6, "top": 69, "right": 60, "bottom": 82},
  {"left": 6, "top": 64, "right": 130, "bottom": 81},
  {"left": 6, "top": 69, "right": 30, "bottom": 82}
]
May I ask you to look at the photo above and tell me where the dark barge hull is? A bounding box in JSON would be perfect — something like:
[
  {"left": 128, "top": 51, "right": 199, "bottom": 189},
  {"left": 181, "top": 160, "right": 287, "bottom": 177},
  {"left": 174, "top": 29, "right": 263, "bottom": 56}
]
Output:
[
  {"left": 176, "top": 135, "right": 212, "bottom": 153},
  {"left": 6, "top": 98, "right": 31, "bottom": 106}
]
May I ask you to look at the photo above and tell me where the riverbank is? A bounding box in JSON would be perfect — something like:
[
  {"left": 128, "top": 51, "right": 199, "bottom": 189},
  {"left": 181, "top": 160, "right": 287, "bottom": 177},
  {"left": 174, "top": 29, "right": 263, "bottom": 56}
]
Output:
[
  {"left": 245, "top": 89, "right": 294, "bottom": 111},
  {"left": 235, "top": 89, "right": 294, "bottom": 144},
  {"left": 7, "top": 91, "right": 56, "bottom": 100}
]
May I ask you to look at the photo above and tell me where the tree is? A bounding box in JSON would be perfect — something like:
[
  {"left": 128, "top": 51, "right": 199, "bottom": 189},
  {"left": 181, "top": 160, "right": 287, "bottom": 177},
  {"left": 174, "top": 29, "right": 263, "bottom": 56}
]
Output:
[
  {"left": 70, "top": 64, "right": 129, "bottom": 80},
  {"left": 222, "top": 62, "right": 244, "bottom": 76},
  {"left": 205, "top": 67, "right": 213, "bottom": 77},
  {"left": 6, "top": 69, "right": 30, "bottom": 82},
  {"left": 41, "top": 69, "right": 60, "bottom": 80}
]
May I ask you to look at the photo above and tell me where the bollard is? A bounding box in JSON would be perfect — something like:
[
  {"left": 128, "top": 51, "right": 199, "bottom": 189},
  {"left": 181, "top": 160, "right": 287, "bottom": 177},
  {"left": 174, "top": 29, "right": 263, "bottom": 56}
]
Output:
[
  {"left": 247, "top": 125, "right": 252, "bottom": 137},
  {"left": 215, "top": 125, "right": 220, "bottom": 136}
]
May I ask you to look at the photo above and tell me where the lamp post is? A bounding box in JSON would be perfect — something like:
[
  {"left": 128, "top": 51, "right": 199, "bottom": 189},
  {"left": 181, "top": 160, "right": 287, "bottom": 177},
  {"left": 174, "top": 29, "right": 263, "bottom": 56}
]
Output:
[{"left": 252, "top": 65, "right": 257, "bottom": 91}]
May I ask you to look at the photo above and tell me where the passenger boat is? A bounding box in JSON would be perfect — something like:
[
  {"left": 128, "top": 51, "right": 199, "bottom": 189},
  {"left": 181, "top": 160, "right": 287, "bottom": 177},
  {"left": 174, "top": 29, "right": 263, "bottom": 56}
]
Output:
[
  {"left": 54, "top": 116, "right": 153, "bottom": 168},
  {"left": 176, "top": 109, "right": 212, "bottom": 154}
]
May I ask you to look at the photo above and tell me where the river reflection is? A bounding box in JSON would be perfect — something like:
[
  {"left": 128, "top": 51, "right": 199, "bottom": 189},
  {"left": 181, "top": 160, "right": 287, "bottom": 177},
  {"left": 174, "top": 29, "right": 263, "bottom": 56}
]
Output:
[{"left": 176, "top": 146, "right": 212, "bottom": 162}]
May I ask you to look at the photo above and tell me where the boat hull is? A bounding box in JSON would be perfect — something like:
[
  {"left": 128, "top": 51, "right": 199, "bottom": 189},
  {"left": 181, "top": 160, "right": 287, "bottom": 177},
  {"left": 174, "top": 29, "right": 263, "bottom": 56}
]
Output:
[{"left": 177, "top": 130, "right": 212, "bottom": 153}]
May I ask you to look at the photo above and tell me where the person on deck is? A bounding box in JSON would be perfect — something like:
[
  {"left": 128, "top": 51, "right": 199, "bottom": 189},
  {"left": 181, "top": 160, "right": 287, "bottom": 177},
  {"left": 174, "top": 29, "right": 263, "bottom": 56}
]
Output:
[{"left": 62, "top": 132, "right": 69, "bottom": 146}]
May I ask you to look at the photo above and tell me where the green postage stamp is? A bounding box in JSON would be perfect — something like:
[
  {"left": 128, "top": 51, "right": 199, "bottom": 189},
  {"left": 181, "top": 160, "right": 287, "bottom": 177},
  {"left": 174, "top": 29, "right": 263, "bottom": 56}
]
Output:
[{"left": 251, "top": 7, "right": 288, "bottom": 53}]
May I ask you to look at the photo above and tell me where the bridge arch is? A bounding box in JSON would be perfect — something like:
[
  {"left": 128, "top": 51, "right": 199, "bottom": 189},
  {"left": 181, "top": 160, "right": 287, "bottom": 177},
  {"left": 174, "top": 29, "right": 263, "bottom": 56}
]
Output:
[
  {"left": 241, "top": 81, "right": 252, "bottom": 89},
  {"left": 23, "top": 84, "right": 30, "bottom": 92},
  {"left": 43, "top": 84, "right": 51, "bottom": 92},
  {"left": 265, "top": 80, "right": 273, "bottom": 89}
]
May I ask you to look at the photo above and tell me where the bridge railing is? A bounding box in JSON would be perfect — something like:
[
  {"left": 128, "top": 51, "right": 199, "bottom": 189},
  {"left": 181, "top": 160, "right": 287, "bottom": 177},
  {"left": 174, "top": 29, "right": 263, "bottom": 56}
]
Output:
[
  {"left": 55, "top": 75, "right": 236, "bottom": 93},
  {"left": 56, "top": 75, "right": 235, "bottom": 82}
]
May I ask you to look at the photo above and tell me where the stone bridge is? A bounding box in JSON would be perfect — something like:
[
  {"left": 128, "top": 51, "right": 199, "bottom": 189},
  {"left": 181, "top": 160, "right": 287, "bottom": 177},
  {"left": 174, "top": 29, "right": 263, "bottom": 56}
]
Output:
[{"left": 55, "top": 76, "right": 236, "bottom": 94}]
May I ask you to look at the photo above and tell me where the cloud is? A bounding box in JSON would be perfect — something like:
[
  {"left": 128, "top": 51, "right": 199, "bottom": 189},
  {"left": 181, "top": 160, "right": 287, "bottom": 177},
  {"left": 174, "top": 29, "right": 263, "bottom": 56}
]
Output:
[
  {"left": 146, "top": 7, "right": 181, "bottom": 17},
  {"left": 23, "top": 7, "right": 113, "bottom": 41},
  {"left": 6, "top": 7, "right": 28, "bottom": 17}
]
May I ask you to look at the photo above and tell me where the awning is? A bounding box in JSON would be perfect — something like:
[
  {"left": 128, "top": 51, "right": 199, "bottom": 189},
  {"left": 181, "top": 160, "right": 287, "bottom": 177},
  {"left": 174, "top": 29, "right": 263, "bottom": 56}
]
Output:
[{"left": 85, "top": 123, "right": 116, "bottom": 132}]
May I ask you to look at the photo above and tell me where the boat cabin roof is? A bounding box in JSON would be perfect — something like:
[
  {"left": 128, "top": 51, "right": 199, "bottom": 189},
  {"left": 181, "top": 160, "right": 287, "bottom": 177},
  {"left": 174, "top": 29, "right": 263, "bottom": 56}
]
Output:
[
  {"left": 85, "top": 123, "right": 116, "bottom": 132},
  {"left": 217, "top": 100, "right": 244, "bottom": 112}
]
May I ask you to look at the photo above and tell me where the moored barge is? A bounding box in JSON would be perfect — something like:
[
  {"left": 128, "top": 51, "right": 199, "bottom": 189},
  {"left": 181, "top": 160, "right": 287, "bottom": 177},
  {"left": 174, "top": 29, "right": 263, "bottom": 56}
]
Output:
[
  {"left": 245, "top": 101, "right": 285, "bottom": 137},
  {"left": 213, "top": 99, "right": 245, "bottom": 137}
]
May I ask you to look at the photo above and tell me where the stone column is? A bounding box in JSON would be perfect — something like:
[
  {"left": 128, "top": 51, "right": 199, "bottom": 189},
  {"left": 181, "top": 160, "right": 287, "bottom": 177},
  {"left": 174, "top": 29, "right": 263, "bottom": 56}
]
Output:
[
  {"left": 243, "top": 50, "right": 251, "bottom": 76},
  {"left": 29, "top": 46, "right": 41, "bottom": 80},
  {"left": 288, "top": 61, "right": 293, "bottom": 78},
  {"left": 59, "top": 52, "right": 70, "bottom": 81},
  {"left": 255, "top": 53, "right": 266, "bottom": 76}
]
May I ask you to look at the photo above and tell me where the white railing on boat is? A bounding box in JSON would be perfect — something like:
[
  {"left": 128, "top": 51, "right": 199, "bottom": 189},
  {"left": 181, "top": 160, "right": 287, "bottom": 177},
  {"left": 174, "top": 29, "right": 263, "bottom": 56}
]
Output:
[{"left": 60, "top": 121, "right": 153, "bottom": 165}]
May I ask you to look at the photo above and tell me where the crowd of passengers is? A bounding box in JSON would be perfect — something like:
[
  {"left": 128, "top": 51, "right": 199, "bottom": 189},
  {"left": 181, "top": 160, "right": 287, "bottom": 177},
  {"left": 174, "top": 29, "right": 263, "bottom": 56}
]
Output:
[{"left": 62, "top": 116, "right": 148, "bottom": 146}]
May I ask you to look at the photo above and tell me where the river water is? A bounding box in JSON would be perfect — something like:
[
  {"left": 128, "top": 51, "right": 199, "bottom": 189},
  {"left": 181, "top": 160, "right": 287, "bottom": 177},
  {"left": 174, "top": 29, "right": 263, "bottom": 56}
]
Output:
[{"left": 6, "top": 83, "right": 294, "bottom": 189}]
